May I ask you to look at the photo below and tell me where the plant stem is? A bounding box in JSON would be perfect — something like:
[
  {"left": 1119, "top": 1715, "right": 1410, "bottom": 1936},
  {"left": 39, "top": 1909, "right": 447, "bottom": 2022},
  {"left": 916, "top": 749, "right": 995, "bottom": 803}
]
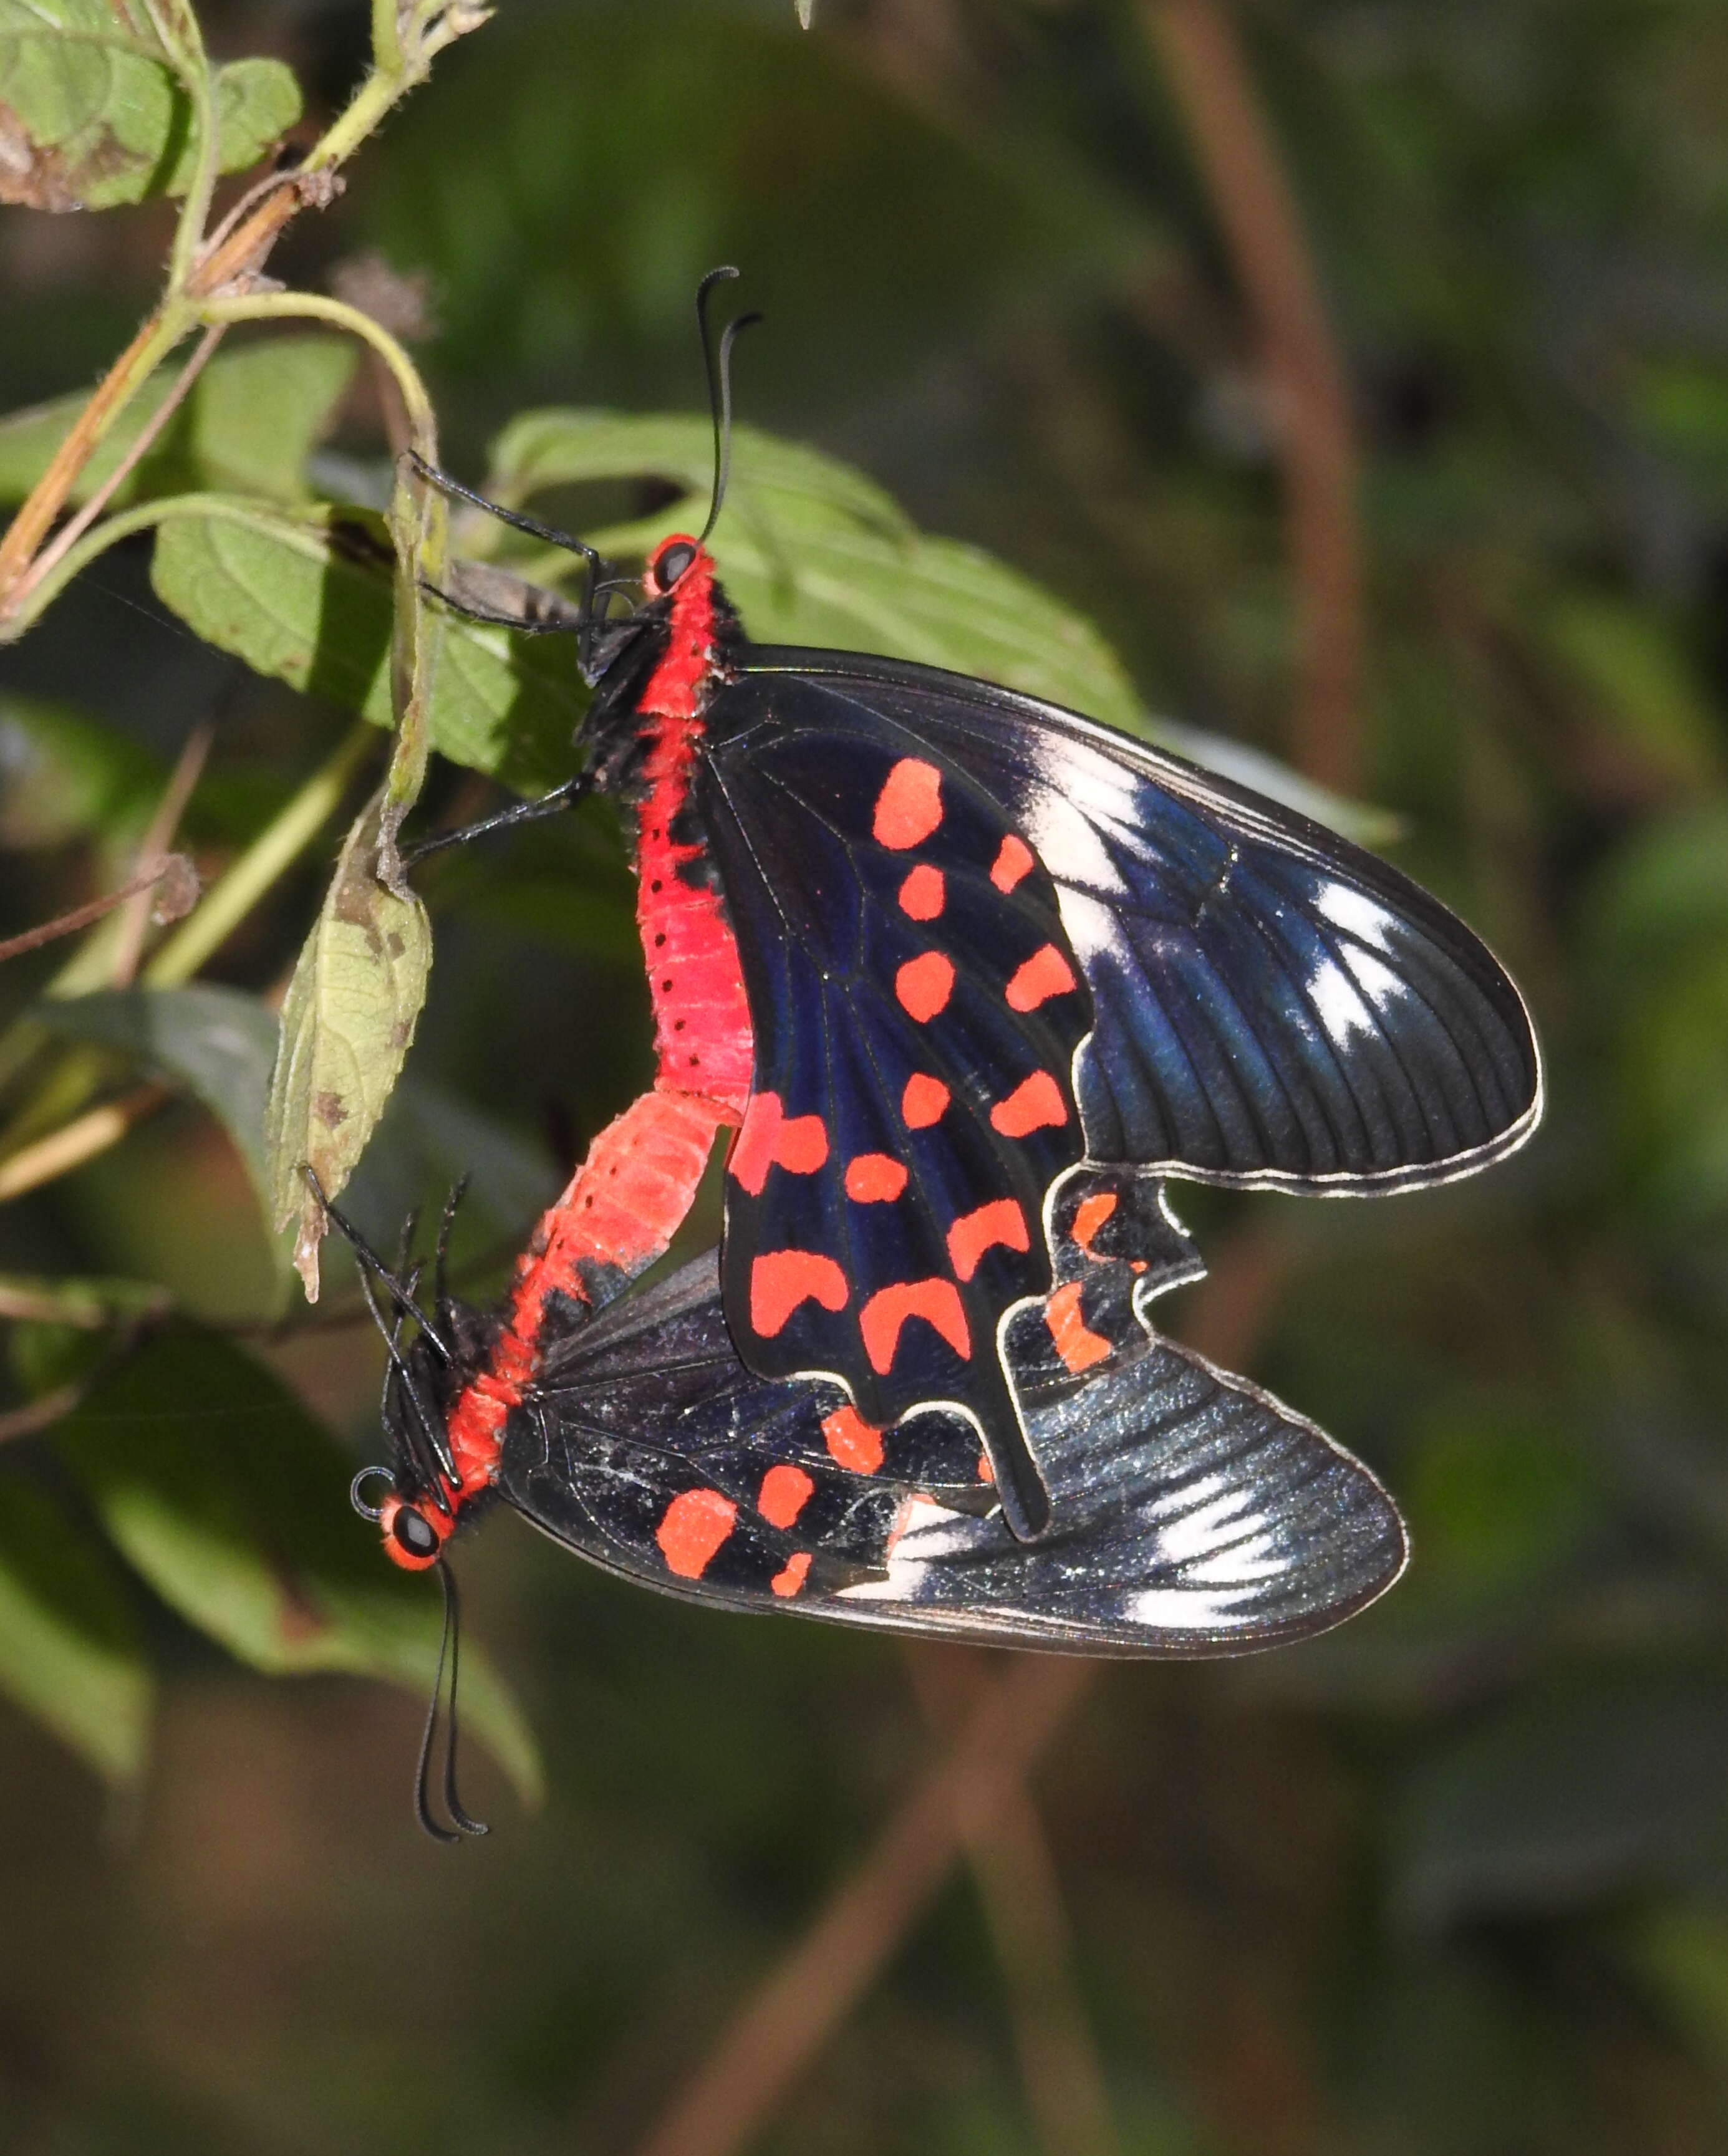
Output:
[{"left": 196, "top": 293, "right": 438, "bottom": 450}]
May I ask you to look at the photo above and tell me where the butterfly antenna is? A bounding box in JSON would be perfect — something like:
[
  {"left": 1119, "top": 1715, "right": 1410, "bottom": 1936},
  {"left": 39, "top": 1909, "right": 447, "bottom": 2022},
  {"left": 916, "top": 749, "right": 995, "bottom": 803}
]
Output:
[
  {"left": 360, "top": 1266, "right": 459, "bottom": 1506},
  {"left": 434, "top": 1175, "right": 469, "bottom": 1319},
  {"left": 694, "top": 266, "right": 762, "bottom": 549},
  {"left": 414, "top": 1562, "right": 488, "bottom": 1844}
]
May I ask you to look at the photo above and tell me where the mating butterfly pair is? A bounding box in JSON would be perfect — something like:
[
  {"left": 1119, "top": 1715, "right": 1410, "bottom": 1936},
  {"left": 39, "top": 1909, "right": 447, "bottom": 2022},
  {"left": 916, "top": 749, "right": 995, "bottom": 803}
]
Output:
[{"left": 344, "top": 276, "right": 1538, "bottom": 1832}]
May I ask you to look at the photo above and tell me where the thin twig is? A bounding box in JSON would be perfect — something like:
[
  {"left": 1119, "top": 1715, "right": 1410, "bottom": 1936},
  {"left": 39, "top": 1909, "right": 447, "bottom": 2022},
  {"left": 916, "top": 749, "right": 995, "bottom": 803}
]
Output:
[
  {"left": 630, "top": 1231, "right": 1291, "bottom": 2156},
  {"left": 0, "top": 1384, "right": 86, "bottom": 1445},
  {"left": 4, "top": 327, "right": 227, "bottom": 623},
  {"left": 0, "top": 1087, "right": 166, "bottom": 1204},
  {"left": 110, "top": 721, "right": 213, "bottom": 986},
  {"left": 1147, "top": 0, "right": 1364, "bottom": 796},
  {"left": 907, "top": 1647, "right": 1122, "bottom": 2156},
  {"left": 0, "top": 865, "right": 188, "bottom": 967},
  {"left": 634, "top": 1655, "right": 1096, "bottom": 2156}
]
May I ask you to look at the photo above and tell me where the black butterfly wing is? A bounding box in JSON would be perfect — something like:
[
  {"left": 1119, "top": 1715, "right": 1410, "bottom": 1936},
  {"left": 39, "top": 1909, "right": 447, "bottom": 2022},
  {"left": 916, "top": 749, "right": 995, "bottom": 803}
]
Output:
[
  {"left": 693, "top": 701, "right": 1093, "bottom": 1537},
  {"left": 729, "top": 652, "right": 1542, "bottom": 1190},
  {"left": 499, "top": 1186, "right": 1407, "bottom": 1653}
]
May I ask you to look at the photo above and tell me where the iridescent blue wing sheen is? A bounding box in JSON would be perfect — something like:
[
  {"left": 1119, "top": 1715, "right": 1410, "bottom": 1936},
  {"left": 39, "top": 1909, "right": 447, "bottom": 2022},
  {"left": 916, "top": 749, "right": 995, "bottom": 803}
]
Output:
[
  {"left": 500, "top": 1174, "right": 1408, "bottom": 1652},
  {"left": 693, "top": 705, "right": 1093, "bottom": 1538},
  {"left": 726, "top": 653, "right": 1542, "bottom": 1190}
]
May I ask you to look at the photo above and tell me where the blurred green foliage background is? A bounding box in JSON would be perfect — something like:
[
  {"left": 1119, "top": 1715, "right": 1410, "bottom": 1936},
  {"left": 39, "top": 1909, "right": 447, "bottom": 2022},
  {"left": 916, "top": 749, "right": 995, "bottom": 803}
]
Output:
[{"left": 5, "top": 2, "right": 1728, "bottom": 2150}]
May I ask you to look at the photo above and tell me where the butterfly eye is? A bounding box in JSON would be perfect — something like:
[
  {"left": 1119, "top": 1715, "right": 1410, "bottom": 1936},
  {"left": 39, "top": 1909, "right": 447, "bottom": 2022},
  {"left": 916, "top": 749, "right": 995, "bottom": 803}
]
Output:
[
  {"left": 654, "top": 541, "right": 698, "bottom": 592},
  {"left": 392, "top": 1506, "right": 440, "bottom": 1561}
]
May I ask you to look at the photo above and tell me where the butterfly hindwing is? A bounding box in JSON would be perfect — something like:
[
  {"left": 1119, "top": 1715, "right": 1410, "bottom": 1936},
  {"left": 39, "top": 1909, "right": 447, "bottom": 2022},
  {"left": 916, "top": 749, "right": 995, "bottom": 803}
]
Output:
[
  {"left": 500, "top": 1185, "right": 1407, "bottom": 1652},
  {"left": 724, "top": 653, "right": 1542, "bottom": 1190},
  {"left": 695, "top": 707, "right": 1092, "bottom": 1535}
]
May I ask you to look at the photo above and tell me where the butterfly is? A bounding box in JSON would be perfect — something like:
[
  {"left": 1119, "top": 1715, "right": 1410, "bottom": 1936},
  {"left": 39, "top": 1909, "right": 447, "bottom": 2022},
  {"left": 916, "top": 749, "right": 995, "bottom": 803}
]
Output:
[
  {"left": 340, "top": 1166, "right": 1406, "bottom": 1833},
  {"left": 383, "top": 267, "right": 1540, "bottom": 1560}
]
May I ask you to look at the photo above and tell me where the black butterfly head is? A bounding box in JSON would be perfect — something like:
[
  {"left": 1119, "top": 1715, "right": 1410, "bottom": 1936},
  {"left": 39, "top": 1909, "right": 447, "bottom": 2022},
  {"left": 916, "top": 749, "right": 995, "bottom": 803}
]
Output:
[{"left": 646, "top": 534, "right": 701, "bottom": 594}]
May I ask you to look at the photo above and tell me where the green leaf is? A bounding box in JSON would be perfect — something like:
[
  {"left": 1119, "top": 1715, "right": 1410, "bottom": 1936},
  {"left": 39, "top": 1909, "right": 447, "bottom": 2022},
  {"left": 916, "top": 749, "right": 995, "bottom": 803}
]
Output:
[
  {"left": 0, "top": 692, "right": 163, "bottom": 849},
  {"left": 486, "top": 411, "right": 1147, "bottom": 735},
  {"left": 0, "top": 337, "right": 359, "bottom": 511},
  {"left": 0, "top": 1473, "right": 150, "bottom": 1787},
  {"left": 265, "top": 796, "right": 432, "bottom": 1297},
  {"left": 149, "top": 501, "right": 579, "bottom": 792},
  {"left": 0, "top": 0, "right": 299, "bottom": 212},
  {"left": 37, "top": 985, "right": 279, "bottom": 1226},
  {"left": 56, "top": 1324, "right": 541, "bottom": 1805}
]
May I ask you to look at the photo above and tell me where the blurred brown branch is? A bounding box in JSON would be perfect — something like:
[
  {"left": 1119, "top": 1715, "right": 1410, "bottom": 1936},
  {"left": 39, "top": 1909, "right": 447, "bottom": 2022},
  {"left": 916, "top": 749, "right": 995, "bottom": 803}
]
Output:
[{"left": 1146, "top": 0, "right": 1364, "bottom": 796}]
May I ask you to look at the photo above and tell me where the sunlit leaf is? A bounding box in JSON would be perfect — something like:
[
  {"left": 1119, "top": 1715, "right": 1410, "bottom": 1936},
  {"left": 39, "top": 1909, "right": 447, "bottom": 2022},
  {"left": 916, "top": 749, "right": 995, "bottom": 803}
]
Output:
[
  {"left": 486, "top": 410, "right": 1145, "bottom": 733},
  {"left": 265, "top": 796, "right": 431, "bottom": 1297},
  {"left": 0, "top": 337, "right": 357, "bottom": 509},
  {"left": 0, "top": 0, "right": 299, "bottom": 212},
  {"left": 149, "top": 501, "right": 579, "bottom": 792},
  {"left": 56, "top": 1324, "right": 541, "bottom": 1804},
  {"left": 39, "top": 985, "right": 278, "bottom": 1223},
  {"left": 0, "top": 1474, "right": 149, "bottom": 1787}
]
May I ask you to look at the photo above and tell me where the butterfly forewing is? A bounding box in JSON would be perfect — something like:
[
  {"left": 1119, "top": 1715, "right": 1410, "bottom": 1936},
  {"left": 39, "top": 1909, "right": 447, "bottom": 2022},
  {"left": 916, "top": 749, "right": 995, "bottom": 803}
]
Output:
[
  {"left": 696, "top": 704, "right": 1092, "bottom": 1534},
  {"left": 731, "top": 651, "right": 1541, "bottom": 1190}
]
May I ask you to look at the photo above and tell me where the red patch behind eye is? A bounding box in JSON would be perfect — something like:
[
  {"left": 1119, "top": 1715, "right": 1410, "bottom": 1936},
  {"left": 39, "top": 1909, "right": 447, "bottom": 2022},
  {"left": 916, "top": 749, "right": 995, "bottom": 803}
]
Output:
[
  {"left": 730, "top": 1094, "right": 829, "bottom": 1196},
  {"left": 898, "top": 865, "right": 945, "bottom": 920},
  {"left": 902, "top": 1074, "right": 950, "bottom": 1128},
  {"left": 1046, "top": 1282, "right": 1112, "bottom": 1373},
  {"left": 946, "top": 1198, "right": 1030, "bottom": 1282},
  {"left": 657, "top": 1488, "right": 738, "bottom": 1578},
  {"left": 873, "top": 759, "right": 944, "bottom": 849},
  {"left": 758, "top": 1463, "right": 815, "bottom": 1528},
  {"left": 896, "top": 951, "right": 955, "bottom": 1021},
  {"left": 861, "top": 1279, "right": 971, "bottom": 1373},
  {"left": 823, "top": 1405, "right": 885, "bottom": 1473},
  {"left": 1071, "top": 1190, "right": 1117, "bottom": 1256},
  {"left": 751, "top": 1250, "right": 849, "bottom": 1336},
  {"left": 846, "top": 1152, "right": 908, "bottom": 1203},
  {"left": 990, "top": 1071, "right": 1068, "bottom": 1137},
  {"left": 1005, "top": 944, "right": 1077, "bottom": 1013},
  {"left": 991, "top": 834, "right": 1035, "bottom": 892},
  {"left": 771, "top": 1551, "right": 813, "bottom": 1597}
]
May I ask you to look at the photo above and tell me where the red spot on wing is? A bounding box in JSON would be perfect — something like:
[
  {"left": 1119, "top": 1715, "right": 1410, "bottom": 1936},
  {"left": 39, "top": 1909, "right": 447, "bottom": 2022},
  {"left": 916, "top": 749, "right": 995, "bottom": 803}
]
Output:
[
  {"left": 751, "top": 1250, "right": 849, "bottom": 1337},
  {"left": 873, "top": 758, "right": 944, "bottom": 849},
  {"left": 1046, "top": 1281, "right": 1112, "bottom": 1374},
  {"left": 1005, "top": 943, "right": 1078, "bottom": 1013},
  {"left": 730, "top": 1094, "right": 829, "bottom": 1195},
  {"left": 990, "top": 1070, "right": 1068, "bottom": 1137},
  {"left": 977, "top": 1453, "right": 995, "bottom": 1483},
  {"left": 771, "top": 1551, "right": 813, "bottom": 1598},
  {"left": 898, "top": 864, "right": 945, "bottom": 920},
  {"left": 861, "top": 1279, "right": 971, "bottom": 1374},
  {"left": 846, "top": 1152, "right": 909, "bottom": 1203},
  {"left": 991, "top": 834, "right": 1035, "bottom": 892},
  {"left": 823, "top": 1405, "right": 885, "bottom": 1473},
  {"left": 896, "top": 951, "right": 955, "bottom": 1022},
  {"left": 1071, "top": 1190, "right": 1118, "bottom": 1256},
  {"left": 902, "top": 1074, "right": 950, "bottom": 1129},
  {"left": 758, "top": 1463, "right": 815, "bottom": 1528},
  {"left": 946, "top": 1198, "right": 1030, "bottom": 1282},
  {"left": 657, "top": 1488, "right": 738, "bottom": 1578}
]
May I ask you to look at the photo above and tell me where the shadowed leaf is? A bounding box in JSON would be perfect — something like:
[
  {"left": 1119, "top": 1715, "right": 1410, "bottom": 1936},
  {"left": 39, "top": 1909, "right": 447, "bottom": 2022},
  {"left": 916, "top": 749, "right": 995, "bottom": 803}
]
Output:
[
  {"left": 150, "top": 501, "right": 578, "bottom": 792},
  {"left": 56, "top": 1324, "right": 541, "bottom": 1804},
  {"left": 0, "top": 1475, "right": 150, "bottom": 1787}
]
